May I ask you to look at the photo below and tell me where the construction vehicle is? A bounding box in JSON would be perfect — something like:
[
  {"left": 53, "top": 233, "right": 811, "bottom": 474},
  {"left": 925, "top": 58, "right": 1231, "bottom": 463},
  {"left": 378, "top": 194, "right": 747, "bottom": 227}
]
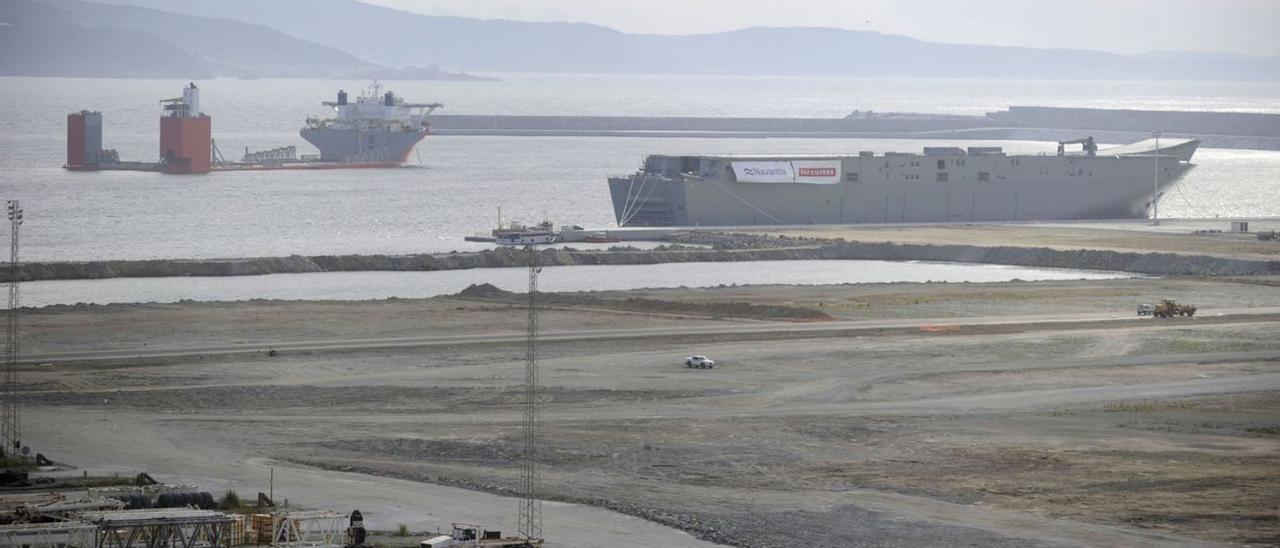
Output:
[{"left": 1152, "top": 299, "right": 1196, "bottom": 318}]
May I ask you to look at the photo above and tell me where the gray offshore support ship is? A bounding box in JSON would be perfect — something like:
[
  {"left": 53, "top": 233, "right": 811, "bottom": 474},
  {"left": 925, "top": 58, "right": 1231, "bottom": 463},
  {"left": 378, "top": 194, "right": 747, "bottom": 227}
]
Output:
[
  {"left": 301, "top": 84, "right": 443, "bottom": 165},
  {"left": 609, "top": 137, "right": 1199, "bottom": 226}
]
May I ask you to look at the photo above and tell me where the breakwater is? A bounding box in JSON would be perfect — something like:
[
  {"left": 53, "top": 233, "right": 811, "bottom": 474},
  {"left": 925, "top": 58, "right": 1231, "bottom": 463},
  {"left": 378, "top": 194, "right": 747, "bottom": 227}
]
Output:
[
  {"left": 429, "top": 106, "right": 1280, "bottom": 150},
  {"left": 10, "top": 236, "right": 1279, "bottom": 283}
]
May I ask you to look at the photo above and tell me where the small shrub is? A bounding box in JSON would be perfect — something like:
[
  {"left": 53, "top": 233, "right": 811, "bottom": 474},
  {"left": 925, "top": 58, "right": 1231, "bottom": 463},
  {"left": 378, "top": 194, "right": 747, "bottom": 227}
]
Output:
[
  {"left": 396, "top": 523, "right": 409, "bottom": 537},
  {"left": 219, "top": 490, "right": 242, "bottom": 510}
]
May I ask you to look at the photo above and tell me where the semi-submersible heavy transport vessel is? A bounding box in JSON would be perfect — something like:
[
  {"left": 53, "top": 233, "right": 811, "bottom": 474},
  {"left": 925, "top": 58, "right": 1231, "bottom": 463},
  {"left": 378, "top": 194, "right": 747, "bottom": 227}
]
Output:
[
  {"left": 609, "top": 137, "right": 1199, "bottom": 226},
  {"left": 65, "top": 83, "right": 442, "bottom": 173}
]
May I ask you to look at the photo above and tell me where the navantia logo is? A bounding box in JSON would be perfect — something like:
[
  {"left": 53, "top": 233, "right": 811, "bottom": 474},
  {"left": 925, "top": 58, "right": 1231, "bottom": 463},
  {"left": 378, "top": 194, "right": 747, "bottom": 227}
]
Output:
[
  {"left": 743, "top": 167, "right": 790, "bottom": 176},
  {"left": 797, "top": 167, "right": 837, "bottom": 177}
]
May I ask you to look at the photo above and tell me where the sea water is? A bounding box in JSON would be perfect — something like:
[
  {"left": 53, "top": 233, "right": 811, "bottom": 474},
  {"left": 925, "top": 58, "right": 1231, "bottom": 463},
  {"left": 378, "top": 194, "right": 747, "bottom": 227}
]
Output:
[{"left": 1, "top": 75, "right": 1278, "bottom": 263}]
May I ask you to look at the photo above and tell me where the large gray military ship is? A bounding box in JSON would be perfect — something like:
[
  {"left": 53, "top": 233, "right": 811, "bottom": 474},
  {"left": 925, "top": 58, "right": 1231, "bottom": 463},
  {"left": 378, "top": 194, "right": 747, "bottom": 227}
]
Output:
[
  {"left": 301, "top": 84, "right": 443, "bottom": 165},
  {"left": 609, "top": 137, "right": 1199, "bottom": 226}
]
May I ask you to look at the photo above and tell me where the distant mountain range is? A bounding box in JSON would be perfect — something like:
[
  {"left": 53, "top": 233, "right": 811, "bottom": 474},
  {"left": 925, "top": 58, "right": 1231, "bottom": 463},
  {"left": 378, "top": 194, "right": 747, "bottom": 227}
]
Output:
[
  {"left": 4, "top": 0, "right": 1278, "bottom": 81},
  {"left": 0, "top": 0, "right": 489, "bottom": 79}
]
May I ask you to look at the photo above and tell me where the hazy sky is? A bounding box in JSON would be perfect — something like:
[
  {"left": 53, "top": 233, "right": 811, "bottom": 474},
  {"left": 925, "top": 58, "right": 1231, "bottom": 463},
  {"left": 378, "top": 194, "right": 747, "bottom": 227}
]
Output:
[{"left": 363, "top": 0, "right": 1280, "bottom": 57}]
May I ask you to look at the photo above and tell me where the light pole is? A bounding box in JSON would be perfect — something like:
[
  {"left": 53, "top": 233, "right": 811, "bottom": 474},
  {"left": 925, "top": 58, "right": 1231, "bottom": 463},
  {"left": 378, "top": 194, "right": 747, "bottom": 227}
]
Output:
[
  {"left": 1151, "top": 131, "right": 1161, "bottom": 225},
  {"left": 2, "top": 200, "right": 21, "bottom": 456}
]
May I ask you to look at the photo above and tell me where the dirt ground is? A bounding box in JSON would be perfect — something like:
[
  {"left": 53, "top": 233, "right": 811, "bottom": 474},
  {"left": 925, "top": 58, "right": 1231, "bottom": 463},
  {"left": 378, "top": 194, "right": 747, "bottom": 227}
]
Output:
[
  {"left": 21, "top": 277, "right": 1280, "bottom": 547},
  {"left": 758, "top": 224, "right": 1280, "bottom": 259}
]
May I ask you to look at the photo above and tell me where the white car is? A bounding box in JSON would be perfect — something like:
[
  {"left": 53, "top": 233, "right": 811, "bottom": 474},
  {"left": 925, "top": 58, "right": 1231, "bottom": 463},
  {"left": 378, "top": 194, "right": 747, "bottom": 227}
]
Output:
[{"left": 685, "top": 355, "right": 715, "bottom": 369}]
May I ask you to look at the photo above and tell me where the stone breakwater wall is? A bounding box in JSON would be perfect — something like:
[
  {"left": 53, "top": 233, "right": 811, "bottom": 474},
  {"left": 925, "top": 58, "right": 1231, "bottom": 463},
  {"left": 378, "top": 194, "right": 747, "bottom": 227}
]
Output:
[
  {"left": 428, "top": 109, "right": 1280, "bottom": 150},
  {"left": 9, "top": 238, "right": 1279, "bottom": 282}
]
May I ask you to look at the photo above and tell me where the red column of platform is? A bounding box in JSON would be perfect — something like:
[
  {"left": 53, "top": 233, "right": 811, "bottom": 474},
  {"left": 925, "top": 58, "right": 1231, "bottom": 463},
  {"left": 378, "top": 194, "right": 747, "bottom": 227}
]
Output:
[
  {"left": 67, "top": 113, "right": 86, "bottom": 167},
  {"left": 186, "top": 116, "right": 211, "bottom": 173},
  {"left": 160, "top": 116, "right": 212, "bottom": 174},
  {"left": 159, "top": 116, "right": 184, "bottom": 172}
]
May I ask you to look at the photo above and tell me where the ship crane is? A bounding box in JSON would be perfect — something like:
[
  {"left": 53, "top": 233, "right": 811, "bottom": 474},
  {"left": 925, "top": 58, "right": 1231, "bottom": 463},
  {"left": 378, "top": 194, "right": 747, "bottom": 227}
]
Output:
[{"left": 1057, "top": 136, "right": 1098, "bottom": 157}]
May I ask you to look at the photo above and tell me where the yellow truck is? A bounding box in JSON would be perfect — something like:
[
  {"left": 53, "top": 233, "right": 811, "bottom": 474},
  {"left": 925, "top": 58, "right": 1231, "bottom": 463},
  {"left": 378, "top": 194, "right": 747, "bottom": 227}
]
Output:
[{"left": 1151, "top": 299, "right": 1196, "bottom": 318}]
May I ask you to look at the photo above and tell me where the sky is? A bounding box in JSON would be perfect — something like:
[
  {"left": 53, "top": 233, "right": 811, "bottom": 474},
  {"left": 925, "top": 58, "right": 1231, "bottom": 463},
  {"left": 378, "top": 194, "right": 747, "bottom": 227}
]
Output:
[{"left": 362, "top": 0, "right": 1280, "bottom": 57}]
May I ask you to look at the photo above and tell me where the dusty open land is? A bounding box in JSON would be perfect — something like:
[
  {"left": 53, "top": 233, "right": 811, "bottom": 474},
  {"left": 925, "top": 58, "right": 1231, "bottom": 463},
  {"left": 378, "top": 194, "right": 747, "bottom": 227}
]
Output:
[
  {"left": 19, "top": 271, "right": 1280, "bottom": 547},
  {"left": 758, "top": 223, "right": 1280, "bottom": 260}
]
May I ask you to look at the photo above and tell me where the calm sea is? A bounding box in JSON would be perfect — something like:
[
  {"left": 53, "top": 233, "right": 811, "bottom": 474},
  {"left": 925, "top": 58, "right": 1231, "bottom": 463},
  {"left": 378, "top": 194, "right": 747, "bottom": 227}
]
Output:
[
  {"left": 1, "top": 74, "right": 1279, "bottom": 262},
  {"left": 21, "top": 260, "right": 1133, "bottom": 307}
]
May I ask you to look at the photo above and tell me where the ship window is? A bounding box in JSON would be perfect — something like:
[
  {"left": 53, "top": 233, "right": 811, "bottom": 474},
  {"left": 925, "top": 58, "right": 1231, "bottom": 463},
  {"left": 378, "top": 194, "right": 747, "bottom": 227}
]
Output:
[
  {"left": 977, "top": 172, "right": 990, "bottom": 182},
  {"left": 846, "top": 172, "right": 859, "bottom": 182},
  {"left": 1078, "top": 168, "right": 1084, "bottom": 176},
  {"left": 937, "top": 172, "right": 948, "bottom": 182},
  {"left": 937, "top": 160, "right": 945, "bottom": 170}
]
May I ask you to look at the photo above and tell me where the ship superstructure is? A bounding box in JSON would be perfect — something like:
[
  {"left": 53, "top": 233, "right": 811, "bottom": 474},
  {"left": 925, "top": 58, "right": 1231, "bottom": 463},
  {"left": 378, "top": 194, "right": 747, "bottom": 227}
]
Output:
[
  {"left": 301, "top": 84, "right": 443, "bottom": 164},
  {"left": 609, "top": 137, "right": 1199, "bottom": 226}
]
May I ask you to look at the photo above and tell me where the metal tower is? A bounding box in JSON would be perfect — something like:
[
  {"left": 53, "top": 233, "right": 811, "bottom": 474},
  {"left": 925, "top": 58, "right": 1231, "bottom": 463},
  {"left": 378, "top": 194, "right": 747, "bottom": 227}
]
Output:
[
  {"left": 2, "top": 200, "right": 22, "bottom": 458},
  {"left": 517, "top": 245, "right": 543, "bottom": 542}
]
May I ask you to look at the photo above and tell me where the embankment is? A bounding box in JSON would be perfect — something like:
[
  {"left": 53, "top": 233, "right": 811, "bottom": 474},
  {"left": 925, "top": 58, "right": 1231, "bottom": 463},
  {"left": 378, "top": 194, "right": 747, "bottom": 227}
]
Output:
[
  {"left": 429, "top": 107, "right": 1280, "bottom": 151},
  {"left": 9, "top": 235, "right": 1280, "bottom": 282}
]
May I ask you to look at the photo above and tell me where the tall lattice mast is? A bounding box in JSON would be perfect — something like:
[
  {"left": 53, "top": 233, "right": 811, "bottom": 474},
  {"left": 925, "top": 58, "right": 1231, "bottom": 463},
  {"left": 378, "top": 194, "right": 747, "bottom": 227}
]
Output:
[
  {"left": 2, "top": 200, "right": 22, "bottom": 457},
  {"left": 517, "top": 244, "right": 543, "bottom": 542}
]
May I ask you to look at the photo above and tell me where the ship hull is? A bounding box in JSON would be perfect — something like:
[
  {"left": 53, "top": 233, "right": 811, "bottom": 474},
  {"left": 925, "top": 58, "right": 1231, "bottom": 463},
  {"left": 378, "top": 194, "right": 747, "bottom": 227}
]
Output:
[
  {"left": 610, "top": 141, "right": 1199, "bottom": 226},
  {"left": 299, "top": 128, "right": 428, "bottom": 164}
]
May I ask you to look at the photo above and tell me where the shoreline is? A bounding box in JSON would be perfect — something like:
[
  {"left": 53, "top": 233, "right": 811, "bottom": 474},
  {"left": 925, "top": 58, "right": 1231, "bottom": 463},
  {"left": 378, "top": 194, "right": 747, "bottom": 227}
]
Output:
[{"left": 8, "top": 233, "right": 1279, "bottom": 283}]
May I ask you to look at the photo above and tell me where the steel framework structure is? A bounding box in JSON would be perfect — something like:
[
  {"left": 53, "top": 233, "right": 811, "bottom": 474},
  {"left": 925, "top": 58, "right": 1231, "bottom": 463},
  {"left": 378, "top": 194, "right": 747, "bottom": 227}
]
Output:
[
  {"left": 0, "top": 521, "right": 96, "bottom": 548},
  {"left": 1, "top": 200, "right": 21, "bottom": 456},
  {"left": 268, "top": 510, "right": 347, "bottom": 547},
  {"left": 517, "top": 245, "right": 542, "bottom": 543},
  {"left": 0, "top": 492, "right": 62, "bottom": 513},
  {"left": 82, "top": 509, "right": 234, "bottom": 548}
]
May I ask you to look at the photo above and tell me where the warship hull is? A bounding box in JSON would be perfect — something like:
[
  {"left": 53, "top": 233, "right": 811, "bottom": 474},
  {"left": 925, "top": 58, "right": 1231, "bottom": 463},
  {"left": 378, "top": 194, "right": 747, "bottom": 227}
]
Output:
[{"left": 610, "top": 138, "right": 1199, "bottom": 226}]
